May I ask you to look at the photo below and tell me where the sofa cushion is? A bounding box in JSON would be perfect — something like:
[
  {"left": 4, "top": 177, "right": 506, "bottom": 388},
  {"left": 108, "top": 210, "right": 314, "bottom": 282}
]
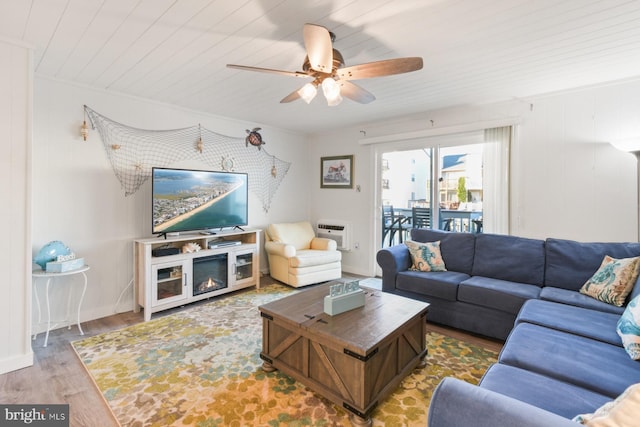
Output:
[
  {"left": 458, "top": 276, "right": 541, "bottom": 315},
  {"left": 516, "top": 299, "right": 622, "bottom": 346},
  {"left": 617, "top": 295, "right": 640, "bottom": 360},
  {"left": 428, "top": 377, "right": 579, "bottom": 427},
  {"left": 396, "top": 270, "right": 470, "bottom": 302},
  {"left": 410, "top": 228, "right": 475, "bottom": 274},
  {"left": 628, "top": 279, "right": 640, "bottom": 303},
  {"left": 573, "top": 383, "right": 640, "bottom": 426},
  {"left": 480, "top": 364, "right": 611, "bottom": 419},
  {"left": 540, "top": 287, "right": 626, "bottom": 314},
  {"left": 545, "top": 238, "right": 640, "bottom": 292},
  {"left": 268, "top": 222, "right": 315, "bottom": 250},
  {"left": 580, "top": 256, "right": 640, "bottom": 307},
  {"left": 471, "top": 234, "right": 545, "bottom": 285},
  {"left": 499, "top": 323, "right": 640, "bottom": 398},
  {"left": 405, "top": 240, "right": 447, "bottom": 272}
]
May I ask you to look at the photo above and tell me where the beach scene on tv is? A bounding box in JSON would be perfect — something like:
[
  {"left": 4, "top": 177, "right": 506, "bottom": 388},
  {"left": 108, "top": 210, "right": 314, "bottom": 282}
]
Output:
[{"left": 152, "top": 169, "right": 248, "bottom": 233}]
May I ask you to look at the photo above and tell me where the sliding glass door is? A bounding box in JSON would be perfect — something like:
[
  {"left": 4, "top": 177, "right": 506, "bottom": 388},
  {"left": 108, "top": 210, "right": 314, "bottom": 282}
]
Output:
[
  {"left": 377, "top": 128, "right": 510, "bottom": 249},
  {"left": 381, "top": 149, "right": 433, "bottom": 246},
  {"left": 438, "top": 144, "right": 484, "bottom": 233}
]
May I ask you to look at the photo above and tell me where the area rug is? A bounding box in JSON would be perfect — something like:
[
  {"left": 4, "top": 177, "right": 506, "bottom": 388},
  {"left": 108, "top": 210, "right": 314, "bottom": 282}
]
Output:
[{"left": 72, "top": 284, "right": 498, "bottom": 426}]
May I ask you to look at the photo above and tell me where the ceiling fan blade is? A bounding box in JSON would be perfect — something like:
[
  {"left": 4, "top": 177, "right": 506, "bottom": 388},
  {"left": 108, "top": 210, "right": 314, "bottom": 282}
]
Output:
[
  {"left": 227, "top": 64, "right": 309, "bottom": 78},
  {"left": 339, "top": 81, "right": 375, "bottom": 104},
  {"left": 337, "top": 57, "right": 423, "bottom": 80},
  {"left": 280, "top": 89, "right": 301, "bottom": 103},
  {"left": 303, "top": 23, "right": 333, "bottom": 73}
]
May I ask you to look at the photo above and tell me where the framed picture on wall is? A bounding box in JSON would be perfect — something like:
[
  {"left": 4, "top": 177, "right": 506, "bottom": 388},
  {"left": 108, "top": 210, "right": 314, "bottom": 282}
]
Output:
[{"left": 320, "top": 155, "right": 354, "bottom": 189}]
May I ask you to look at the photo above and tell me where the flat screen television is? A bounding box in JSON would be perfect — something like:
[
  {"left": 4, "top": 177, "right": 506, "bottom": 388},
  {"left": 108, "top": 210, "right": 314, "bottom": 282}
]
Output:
[{"left": 152, "top": 167, "right": 248, "bottom": 236}]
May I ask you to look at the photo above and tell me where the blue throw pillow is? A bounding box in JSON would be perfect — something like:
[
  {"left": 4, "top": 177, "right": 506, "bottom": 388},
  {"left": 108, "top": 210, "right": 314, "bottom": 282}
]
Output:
[
  {"left": 617, "top": 295, "right": 640, "bottom": 360},
  {"left": 580, "top": 256, "right": 640, "bottom": 306},
  {"left": 405, "top": 240, "right": 447, "bottom": 272}
]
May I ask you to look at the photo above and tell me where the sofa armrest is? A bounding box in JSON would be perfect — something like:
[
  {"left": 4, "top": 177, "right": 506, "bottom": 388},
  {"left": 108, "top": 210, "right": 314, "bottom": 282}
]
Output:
[
  {"left": 428, "top": 378, "right": 577, "bottom": 427},
  {"left": 376, "top": 244, "right": 411, "bottom": 291},
  {"left": 264, "top": 241, "right": 296, "bottom": 258},
  {"left": 310, "top": 237, "right": 337, "bottom": 251}
]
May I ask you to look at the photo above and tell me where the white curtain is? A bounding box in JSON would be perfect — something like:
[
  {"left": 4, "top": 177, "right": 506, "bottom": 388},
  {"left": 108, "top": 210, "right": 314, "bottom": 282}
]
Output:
[{"left": 483, "top": 126, "right": 512, "bottom": 234}]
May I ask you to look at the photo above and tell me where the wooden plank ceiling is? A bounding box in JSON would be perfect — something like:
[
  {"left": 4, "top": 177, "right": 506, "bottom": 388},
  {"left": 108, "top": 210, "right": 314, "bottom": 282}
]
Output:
[{"left": 1, "top": 0, "right": 640, "bottom": 133}]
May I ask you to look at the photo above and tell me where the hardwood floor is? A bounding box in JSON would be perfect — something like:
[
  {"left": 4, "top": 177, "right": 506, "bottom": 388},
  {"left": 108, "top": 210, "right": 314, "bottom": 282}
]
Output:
[
  {"left": 0, "top": 280, "right": 502, "bottom": 427},
  {"left": 1, "top": 310, "right": 142, "bottom": 427}
]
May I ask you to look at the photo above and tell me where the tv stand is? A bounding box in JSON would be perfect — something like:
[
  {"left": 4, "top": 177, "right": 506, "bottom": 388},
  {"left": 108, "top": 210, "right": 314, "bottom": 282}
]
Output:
[
  {"left": 134, "top": 228, "right": 261, "bottom": 321},
  {"left": 156, "top": 232, "right": 185, "bottom": 239}
]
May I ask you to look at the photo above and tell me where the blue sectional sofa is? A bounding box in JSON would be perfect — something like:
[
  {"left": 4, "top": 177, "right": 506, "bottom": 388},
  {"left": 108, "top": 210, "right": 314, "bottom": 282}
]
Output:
[
  {"left": 376, "top": 229, "right": 640, "bottom": 425},
  {"left": 428, "top": 299, "right": 640, "bottom": 426},
  {"left": 376, "top": 228, "right": 640, "bottom": 340}
]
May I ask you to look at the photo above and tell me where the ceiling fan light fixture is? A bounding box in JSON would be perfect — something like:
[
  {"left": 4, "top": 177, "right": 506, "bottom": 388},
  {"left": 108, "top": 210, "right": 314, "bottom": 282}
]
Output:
[
  {"left": 229, "top": 24, "right": 422, "bottom": 107},
  {"left": 298, "top": 82, "right": 318, "bottom": 104},
  {"left": 322, "top": 77, "right": 342, "bottom": 106},
  {"left": 326, "top": 93, "right": 343, "bottom": 106}
]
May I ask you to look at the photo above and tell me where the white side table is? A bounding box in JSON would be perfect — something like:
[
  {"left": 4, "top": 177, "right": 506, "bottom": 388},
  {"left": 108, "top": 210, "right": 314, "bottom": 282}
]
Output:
[{"left": 32, "top": 265, "right": 90, "bottom": 347}]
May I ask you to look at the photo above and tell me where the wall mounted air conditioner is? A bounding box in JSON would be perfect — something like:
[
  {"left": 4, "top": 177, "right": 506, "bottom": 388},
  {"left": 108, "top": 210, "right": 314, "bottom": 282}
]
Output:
[{"left": 317, "top": 220, "right": 351, "bottom": 251}]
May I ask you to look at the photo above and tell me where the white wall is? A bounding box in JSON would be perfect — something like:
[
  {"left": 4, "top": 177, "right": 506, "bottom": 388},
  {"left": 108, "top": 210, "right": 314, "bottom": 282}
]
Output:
[
  {"left": 309, "top": 79, "right": 640, "bottom": 277},
  {"left": 0, "top": 37, "right": 32, "bottom": 374},
  {"left": 513, "top": 82, "right": 639, "bottom": 240},
  {"left": 307, "top": 127, "right": 376, "bottom": 276},
  {"left": 33, "top": 77, "right": 310, "bottom": 327}
]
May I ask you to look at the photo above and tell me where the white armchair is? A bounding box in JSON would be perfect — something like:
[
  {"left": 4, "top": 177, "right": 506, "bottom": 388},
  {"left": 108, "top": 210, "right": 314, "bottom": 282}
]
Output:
[{"left": 265, "top": 221, "right": 342, "bottom": 287}]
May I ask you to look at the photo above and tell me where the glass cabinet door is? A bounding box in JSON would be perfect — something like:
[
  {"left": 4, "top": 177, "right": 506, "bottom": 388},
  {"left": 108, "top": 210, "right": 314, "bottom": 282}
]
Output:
[
  {"left": 234, "top": 250, "right": 255, "bottom": 284},
  {"left": 152, "top": 261, "right": 188, "bottom": 306}
]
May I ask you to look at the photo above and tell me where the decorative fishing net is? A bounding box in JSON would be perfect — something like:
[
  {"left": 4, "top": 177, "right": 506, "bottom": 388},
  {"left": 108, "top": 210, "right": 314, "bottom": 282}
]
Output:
[{"left": 85, "top": 106, "right": 290, "bottom": 212}]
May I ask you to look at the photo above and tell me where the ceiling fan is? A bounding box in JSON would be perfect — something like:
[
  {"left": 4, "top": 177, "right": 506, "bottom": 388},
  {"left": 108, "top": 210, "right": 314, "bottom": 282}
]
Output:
[{"left": 227, "top": 23, "right": 423, "bottom": 106}]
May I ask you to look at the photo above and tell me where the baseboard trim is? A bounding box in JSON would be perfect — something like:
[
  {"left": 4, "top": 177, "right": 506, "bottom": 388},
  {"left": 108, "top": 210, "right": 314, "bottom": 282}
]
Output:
[{"left": 0, "top": 351, "right": 34, "bottom": 374}]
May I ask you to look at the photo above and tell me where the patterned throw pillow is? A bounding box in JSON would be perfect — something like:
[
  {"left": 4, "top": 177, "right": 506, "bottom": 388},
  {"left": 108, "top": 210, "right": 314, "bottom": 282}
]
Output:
[
  {"left": 573, "top": 383, "right": 640, "bottom": 425},
  {"left": 579, "top": 256, "right": 640, "bottom": 306},
  {"left": 617, "top": 295, "right": 640, "bottom": 360},
  {"left": 405, "top": 240, "right": 447, "bottom": 272}
]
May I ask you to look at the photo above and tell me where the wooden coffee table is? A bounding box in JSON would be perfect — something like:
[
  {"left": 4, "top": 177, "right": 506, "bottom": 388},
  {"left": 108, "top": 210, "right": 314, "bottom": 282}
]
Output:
[{"left": 259, "top": 282, "right": 429, "bottom": 426}]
